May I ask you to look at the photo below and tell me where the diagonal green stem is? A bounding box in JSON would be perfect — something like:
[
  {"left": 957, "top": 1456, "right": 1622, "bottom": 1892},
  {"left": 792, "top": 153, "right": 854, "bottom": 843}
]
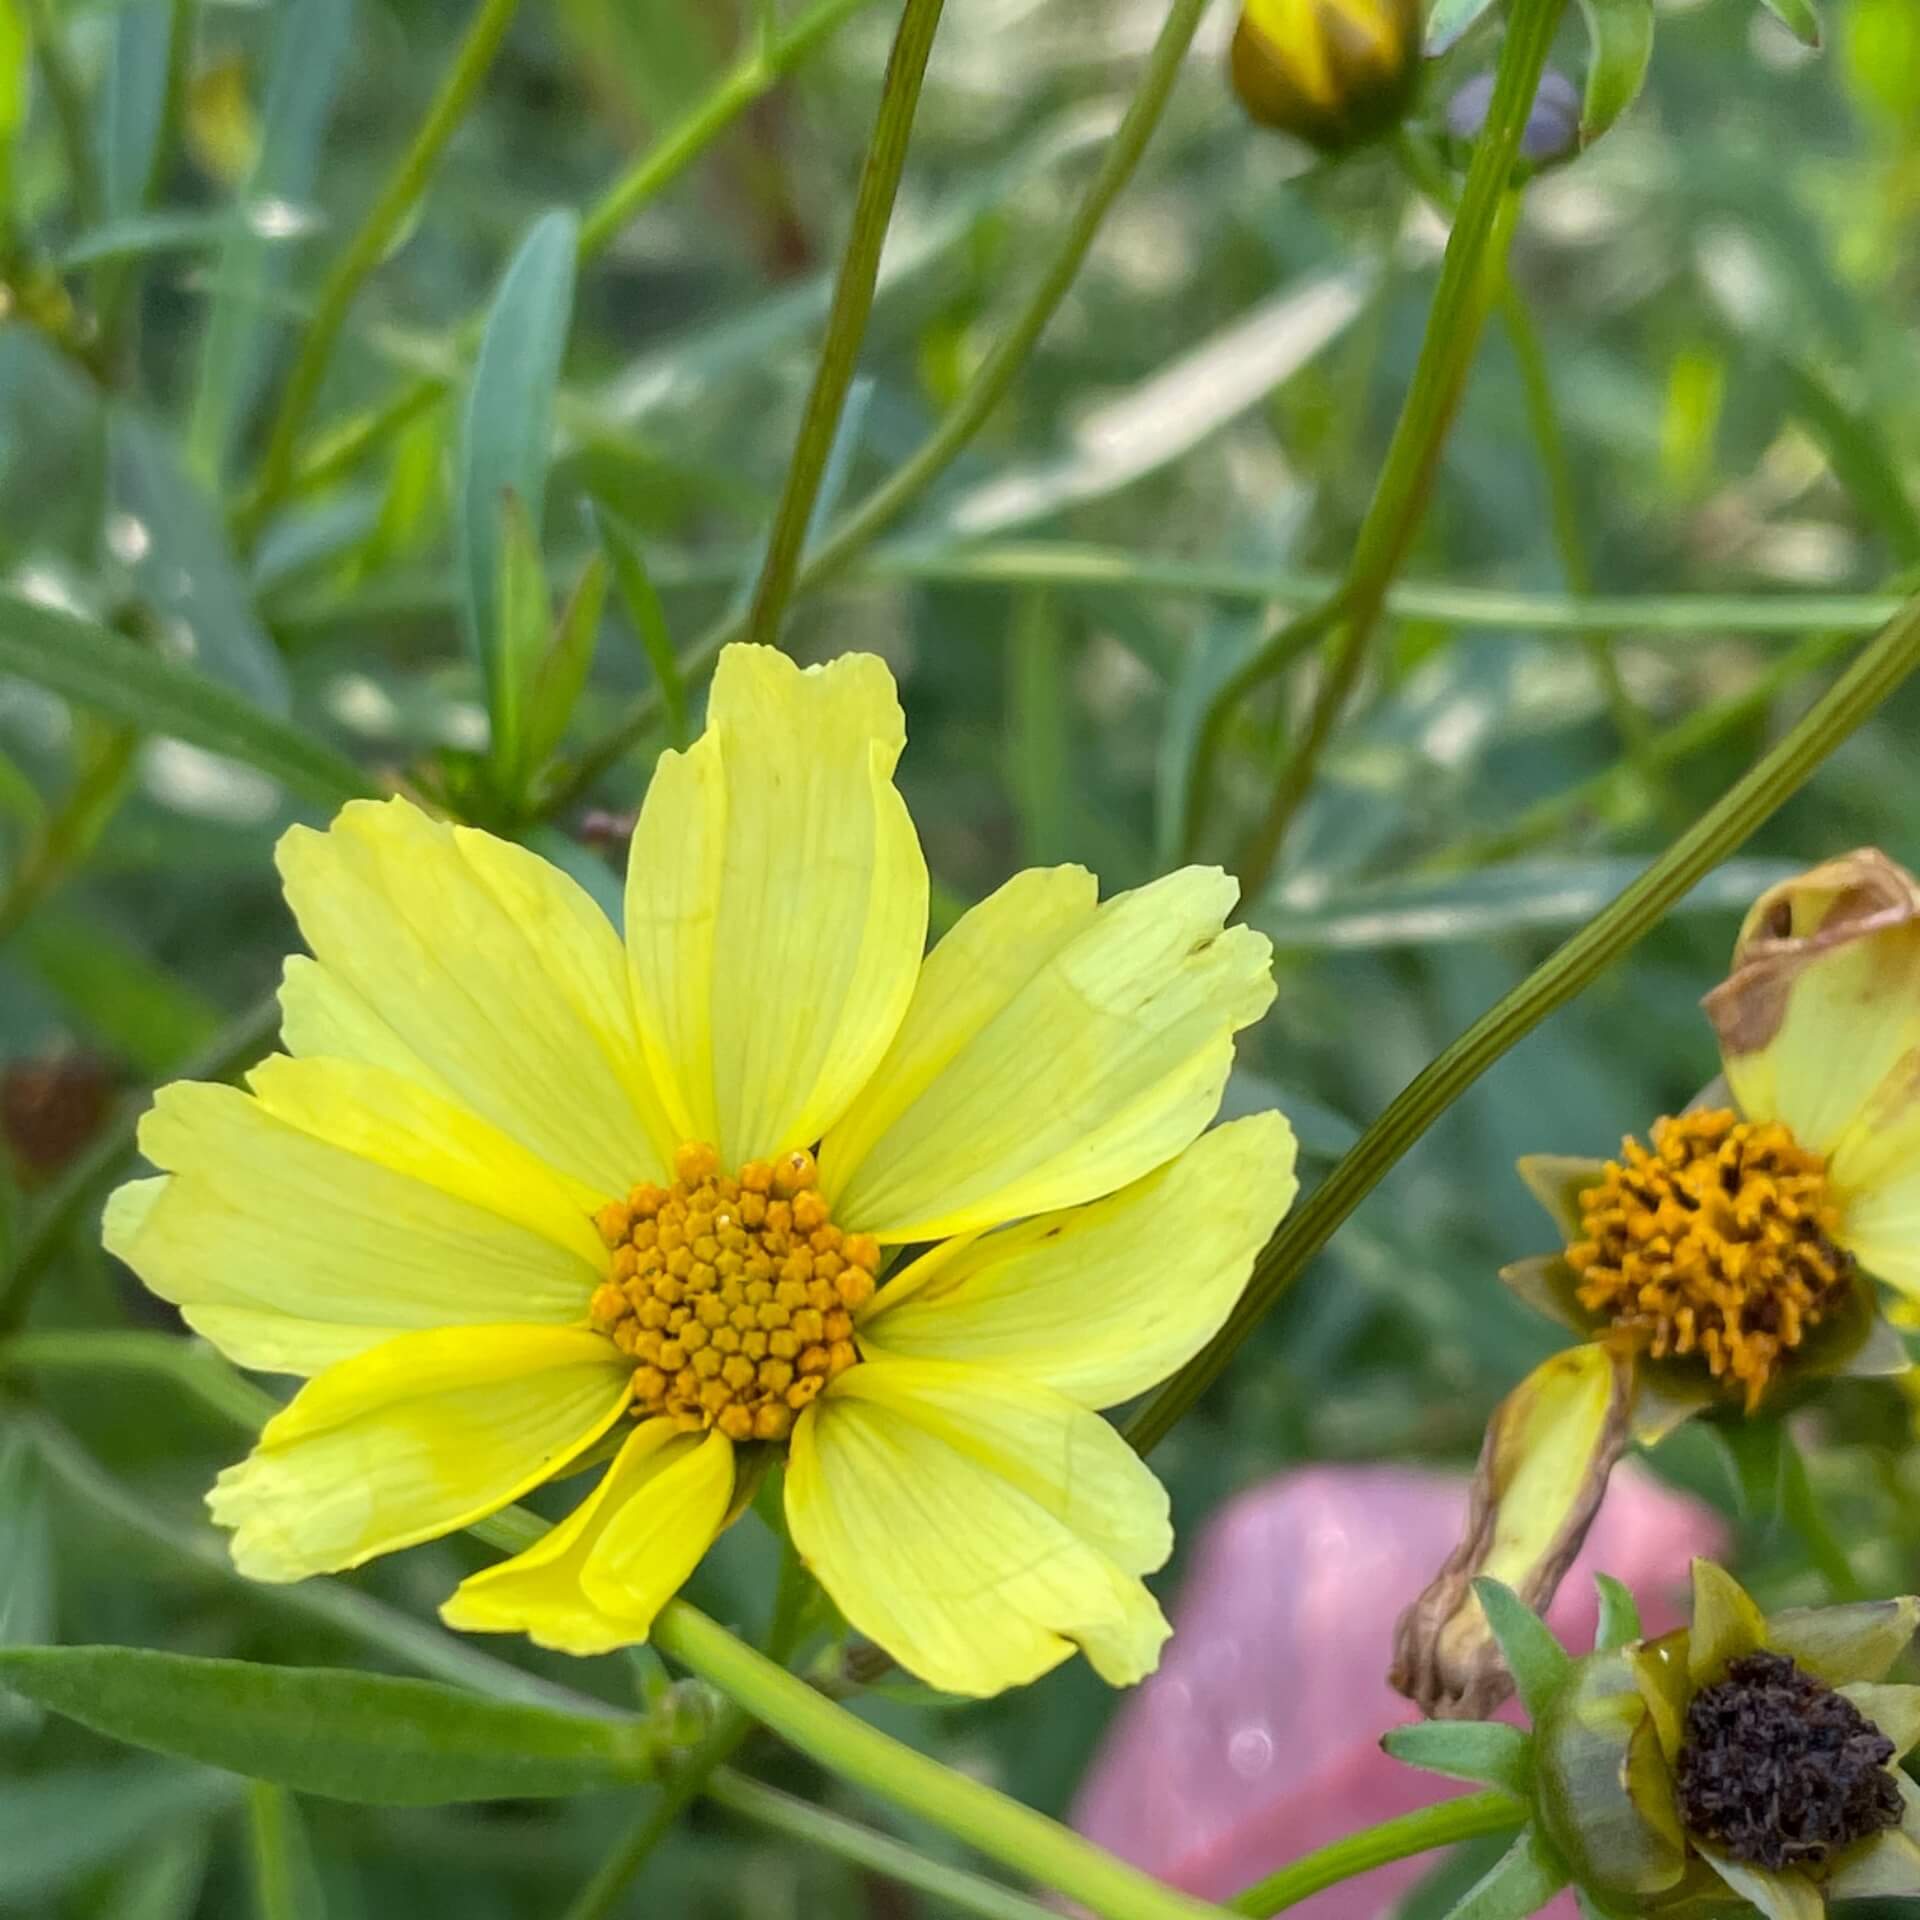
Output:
[
  {"left": 548, "top": 0, "right": 1215, "bottom": 808},
  {"left": 650, "top": 1601, "right": 1228, "bottom": 1920},
  {"left": 242, "top": 0, "right": 524, "bottom": 537},
  {"left": 1218, "top": 0, "right": 1569, "bottom": 896},
  {"left": 1126, "top": 590, "right": 1920, "bottom": 1454},
  {"left": 1228, "top": 1791, "right": 1525, "bottom": 1915},
  {"left": 745, "top": 0, "right": 948, "bottom": 648}
]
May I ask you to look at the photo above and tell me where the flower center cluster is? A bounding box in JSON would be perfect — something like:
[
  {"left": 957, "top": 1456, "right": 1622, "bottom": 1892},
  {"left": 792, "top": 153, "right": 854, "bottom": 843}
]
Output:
[
  {"left": 590, "top": 1142, "right": 878, "bottom": 1444},
  {"left": 1676, "top": 1650, "right": 1901, "bottom": 1868},
  {"left": 1568, "top": 1109, "right": 1853, "bottom": 1412}
]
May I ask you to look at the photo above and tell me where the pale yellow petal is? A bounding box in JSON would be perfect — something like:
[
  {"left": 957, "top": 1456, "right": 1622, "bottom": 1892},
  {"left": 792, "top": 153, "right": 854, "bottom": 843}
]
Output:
[
  {"left": 278, "top": 955, "right": 448, "bottom": 1093},
  {"left": 209, "top": 1326, "right": 631, "bottom": 1581},
  {"left": 442, "top": 1422, "right": 731, "bottom": 1655},
  {"left": 277, "top": 797, "right": 675, "bottom": 1192},
  {"left": 1832, "top": 1119, "right": 1920, "bottom": 1294},
  {"left": 624, "top": 646, "right": 926, "bottom": 1167},
  {"left": 1694, "top": 1846, "right": 1821, "bottom": 1920},
  {"left": 105, "top": 1080, "right": 600, "bottom": 1375},
  {"left": 859, "top": 1114, "right": 1296, "bottom": 1408},
  {"left": 1689, "top": 1559, "right": 1767, "bottom": 1685},
  {"left": 1717, "top": 918, "right": 1920, "bottom": 1160},
  {"left": 1825, "top": 1827, "right": 1920, "bottom": 1900},
  {"left": 821, "top": 866, "right": 1276, "bottom": 1242},
  {"left": 785, "top": 1363, "right": 1171, "bottom": 1697},
  {"left": 1841, "top": 1683, "right": 1920, "bottom": 1759}
]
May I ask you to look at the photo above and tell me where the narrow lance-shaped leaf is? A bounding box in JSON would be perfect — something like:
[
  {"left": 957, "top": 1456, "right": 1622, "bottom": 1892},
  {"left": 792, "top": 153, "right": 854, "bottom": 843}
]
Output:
[
  {"left": 0, "top": 594, "right": 373, "bottom": 808},
  {"left": 595, "top": 504, "right": 688, "bottom": 748},
  {"left": 458, "top": 207, "right": 578, "bottom": 783},
  {"left": 1757, "top": 0, "right": 1821, "bottom": 48},
  {"left": 0, "top": 1646, "right": 664, "bottom": 1805},
  {"left": 1576, "top": 0, "right": 1653, "bottom": 145},
  {"left": 1382, "top": 1719, "right": 1532, "bottom": 1797},
  {"left": 100, "top": 0, "right": 177, "bottom": 218},
  {"left": 1591, "top": 1573, "right": 1643, "bottom": 1653},
  {"left": 525, "top": 550, "right": 608, "bottom": 776}
]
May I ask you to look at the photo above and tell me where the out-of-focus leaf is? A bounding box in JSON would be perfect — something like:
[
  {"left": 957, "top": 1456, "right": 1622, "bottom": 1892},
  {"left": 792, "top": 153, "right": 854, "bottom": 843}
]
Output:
[
  {"left": 1778, "top": 358, "right": 1920, "bottom": 566},
  {"left": 248, "top": 1783, "right": 327, "bottom": 1920},
  {"left": 0, "top": 743, "right": 42, "bottom": 827},
  {"left": 58, "top": 207, "right": 296, "bottom": 270},
  {"left": 490, "top": 489, "right": 551, "bottom": 791},
  {"left": 0, "top": 1646, "right": 661, "bottom": 1804},
  {"left": 110, "top": 408, "right": 291, "bottom": 714},
  {"left": 1757, "top": 0, "right": 1821, "bottom": 48},
  {"left": 1257, "top": 857, "right": 1799, "bottom": 950},
  {"left": 102, "top": 1825, "right": 210, "bottom": 1920},
  {"left": 99, "top": 0, "right": 175, "bottom": 217},
  {"left": 1843, "top": 0, "right": 1920, "bottom": 127},
  {"left": 595, "top": 504, "right": 686, "bottom": 748},
  {"left": 527, "top": 552, "right": 607, "bottom": 775},
  {"left": 185, "top": 0, "right": 351, "bottom": 482},
  {"left": 0, "top": 593, "right": 372, "bottom": 806},
  {"left": 1426, "top": 0, "right": 1500, "bottom": 55},
  {"left": 0, "top": 1763, "right": 236, "bottom": 1902},
  {"left": 17, "top": 906, "right": 222, "bottom": 1073},
  {"left": 457, "top": 207, "right": 578, "bottom": 778},
  {"left": 0, "top": 0, "right": 28, "bottom": 155},
  {"left": 1708, "top": 1418, "right": 1787, "bottom": 1526},
  {"left": 0, "top": 1423, "right": 52, "bottom": 1735},
  {"left": 1576, "top": 0, "right": 1654, "bottom": 145},
  {"left": 1008, "top": 590, "right": 1069, "bottom": 866}
]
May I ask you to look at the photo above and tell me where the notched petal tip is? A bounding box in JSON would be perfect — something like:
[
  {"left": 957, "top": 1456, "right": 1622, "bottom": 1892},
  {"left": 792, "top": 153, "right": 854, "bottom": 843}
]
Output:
[{"left": 1705, "top": 848, "right": 1920, "bottom": 1060}]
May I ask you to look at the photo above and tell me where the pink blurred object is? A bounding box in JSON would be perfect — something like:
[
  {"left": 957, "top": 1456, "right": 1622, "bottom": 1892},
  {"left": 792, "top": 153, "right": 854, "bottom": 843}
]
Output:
[{"left": 1073, "top": 1463, "right": 1726, "bottom": 1918}]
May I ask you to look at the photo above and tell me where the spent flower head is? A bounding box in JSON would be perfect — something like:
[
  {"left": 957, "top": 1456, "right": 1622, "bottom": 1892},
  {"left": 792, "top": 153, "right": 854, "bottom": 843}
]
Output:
[
  {"left": 104, "top": 646, "right": 1299, "bottom": 1699},
  {"left": 1388, "top": 1561, "right": 1920, "bottom": 1920},
  {"left": 1395, "top": 852, "right": 1917, "bottom": 1717}
]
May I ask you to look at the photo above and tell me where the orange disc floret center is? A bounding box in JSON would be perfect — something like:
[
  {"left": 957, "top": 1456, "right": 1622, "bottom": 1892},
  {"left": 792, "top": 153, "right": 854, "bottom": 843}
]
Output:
[
  {"left": 590, "top": 1142, "right": 878, "bottom": 1444},
  {"left": 1569, "top": 1108, "right": 1854, "bottom": 1412}
]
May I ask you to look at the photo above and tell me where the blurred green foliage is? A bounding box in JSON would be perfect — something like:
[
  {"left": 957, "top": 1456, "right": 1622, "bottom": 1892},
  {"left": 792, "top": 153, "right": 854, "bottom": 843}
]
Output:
[{"left": 2, "top": 0, "right": 1920, "bottom": 1913}]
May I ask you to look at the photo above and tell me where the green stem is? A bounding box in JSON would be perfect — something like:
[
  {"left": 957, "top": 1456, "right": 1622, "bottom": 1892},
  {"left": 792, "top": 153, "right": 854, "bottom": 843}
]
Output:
[
  {"left": 1228, "top": 1792, "right": 1525, "bottom": 1915},
  {"left": 1225, "top": 0, "right": 1569, "bottom": 898},
  {"left": 651, "top": 1601, "right": 1227, "bottom": 1920},
  {"left": 1779, "top": 1421, "right": 1868, "bottom": 1604},
  {"left": 246, "top": 1782, "right": 311, "bottom": 1920},
  {"left": 0, "top": 724, "right": 138, "bottom": 946},
  {"left": 706, "top": 1773, "right": 1064, "bottom": 1920},
  {"left": 25, "top": 0, "right": 103, "bottom": 226},
  {"left": 0, "top": 1329, "right": 279, "bottom": 1429},
  {"left": 242, "top": 0, "right": 524, "bottom": 537},
  {"left": 745, "top": 0, "right": 947, "bottom": 648},
  {"left": 549, "top": 0, "right": 1214, "bottom": 809},
  {"left": 558, "top": 1708, "right": 754, "bottom": 1920},
  {"left": 576, "top": 0, "right": 879, "bottom": 259},
  {"left": 1125, "top": 589, "right": 1920, "bottom": 1454}
]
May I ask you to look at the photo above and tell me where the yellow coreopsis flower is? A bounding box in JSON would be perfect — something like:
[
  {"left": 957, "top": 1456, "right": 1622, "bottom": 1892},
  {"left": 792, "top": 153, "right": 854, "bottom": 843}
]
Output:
[
  {"left": 104, "top": 646, "right": 1297, "bottom": 1699},
  {"left": 1397, "top": 851, "right": 1918, "bottom": 1717}
]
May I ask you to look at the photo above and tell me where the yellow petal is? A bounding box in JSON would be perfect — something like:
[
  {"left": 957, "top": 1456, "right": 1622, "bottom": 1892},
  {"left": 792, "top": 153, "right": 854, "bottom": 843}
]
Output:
[
  {"left": 859, "top": 1114, "right": 1296, "bottom": 1408},
  {"left": 105, "top": 1080, "right": 601, "bottom": 1375},
  {"left": 1689, "top": 1559, "right": 1767, "bottom": 1685},
  {"left": 1694, "top": 1845, "right": 1822, "bottom": 1920},
  {"left": 277, "top": 797, "right": 675, "bottom": 1193},
  {"left": 442, "top": 1422, "right": 732, "bottom": 1655},
  {"left": 821, "top": 865, "right": 1275, "bottom": 1242},
  {"left": 1766, "top": 1595, "right": 1920, "bottom": 1686},
  {"left": 1825, "top": 1827, "right": 1920, "bottom": 1900},
  {"left": 209, "top": 1326, "right": 632, "bottom": 1580},
  {"left": 624, "top": 645, "right": 926, "bottom": 1167},
  {"left": 1833, "top": 1132, "right": 1920, "bottom": 1295},
  {"left": 785, "top": 1362, "right": 1171, "bottom": 1697},
  {"left": 1841, "top": 1683, "right": 1920, "bottom": 1760}
]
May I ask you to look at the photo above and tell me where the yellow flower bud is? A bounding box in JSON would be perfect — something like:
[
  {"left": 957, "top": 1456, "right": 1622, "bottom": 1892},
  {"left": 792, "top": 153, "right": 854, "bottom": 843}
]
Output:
[{"left": 1230, "top": 0, "right": 1421, "bottom": 152}]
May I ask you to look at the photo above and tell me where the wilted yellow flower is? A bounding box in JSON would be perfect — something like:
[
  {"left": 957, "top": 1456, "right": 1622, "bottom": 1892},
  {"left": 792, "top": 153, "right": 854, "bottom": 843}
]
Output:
[
  {"left": 1396, "top": 852, "right": 1917, "bottom": 1716},
  {"left": 1230, "top": 0, "right": 1421, "bottom": 152},
  {"left": 1393, "top": 1562, "right": 1920, "bottom": 1920},
  {"left": 104, "top": 646, "right": 1296, "bottom": 1698}
]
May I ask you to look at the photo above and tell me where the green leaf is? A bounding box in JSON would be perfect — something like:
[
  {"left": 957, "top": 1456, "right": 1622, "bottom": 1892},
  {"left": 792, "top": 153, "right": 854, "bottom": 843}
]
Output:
[
  {"left": 185, "top": 0, "right": 352, "bottom": 482},
  {"left": 489, "top": 488, "right": 551, "bottom": 793},
  {"left": 1592, "top": 1573, "right": 1644, "bottom": 1653},
  {"left": 110, "top": 409, "right": 291, "bottom": 714},
  {"left": 458, "top": 207, "right": 579, "bottom": 778},
  {"left": 104, "top": 1824, "right": 210, "bottom": 1920},
  {"left": 1426, "top": 0, "right": 1501, "bottom": 55},
  {"left": 0, "top": 593, "right": 372, "bottom": 806},
  {"left": 1708, "top": 1418, "right": 1786, "bottom": 1525},
  {"left": 100, "top": 0, "right": 176, "bottom": 217},
  {"left": 1382, "top": 1720, "right": 1532, "bottom": 1797},
  {"left": 1576, "top": 0, "right": 1654, "bottom": 145},
  {"left": 1757, "top": 0, "right": 1821, "bottom": 47},
  {"left": 596, "top": 504, "right": 688, "bottom": 748},
  {"left": 1442, "top": 1826, "right": 1570, "bottom": 1920},
  {"left": 17, "top": 906, "right": 223, "bottom": 1074},
  {"left": 0, "top": 0, "right": 27, "bottom": 149},
  {"left": 0, "top": 1763, "right": 236, "bottom": 1903},
  {"left": 0, "top": 1646, "right": 663, "bottom": 1804},
  {"left": 527, "top": 551, "right": 608, "bottom": 775},
  {"left": 1777, "top": 358, "right": 1920, "bottom": 566},
  {"left": 1472, "top": 1579, "right": 1573, "bottom": 1722}
]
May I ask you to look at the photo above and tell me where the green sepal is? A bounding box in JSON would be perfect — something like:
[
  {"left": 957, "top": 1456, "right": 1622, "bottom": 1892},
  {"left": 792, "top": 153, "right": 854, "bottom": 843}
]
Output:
[
  {"left": 1514, "top": 1155, "right": 1603, "bottom": 1242},
  {"left": 1441, "top": 1825, "right": 1570, "bottom": 1920},
  {"left": 1382, "top": 1719, "right": 1531, "bottom": 1797},
  {"left": 1591, "top": 1574, "right": 1642, "bottom": 1653},
  {"left": 1473, "top": 1578, "right": 1573, "bottom": 1722}
]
